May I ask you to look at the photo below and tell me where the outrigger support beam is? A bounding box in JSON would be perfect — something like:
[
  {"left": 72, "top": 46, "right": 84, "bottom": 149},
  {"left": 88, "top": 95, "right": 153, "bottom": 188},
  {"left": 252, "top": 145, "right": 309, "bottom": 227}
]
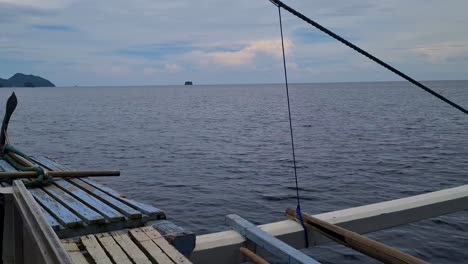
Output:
[{"left": 286, "top": 208, "right": 427, "bottom": 264}]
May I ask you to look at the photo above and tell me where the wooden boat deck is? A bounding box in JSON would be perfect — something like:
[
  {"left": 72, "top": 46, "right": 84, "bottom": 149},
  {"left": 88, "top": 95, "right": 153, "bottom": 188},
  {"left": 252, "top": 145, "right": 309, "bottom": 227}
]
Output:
[
  {"left": 0, "top": 155, "right": 166, "bottom": 238},
  {"left": 62, "top": 226, "right": 191, "bottom": 264}
]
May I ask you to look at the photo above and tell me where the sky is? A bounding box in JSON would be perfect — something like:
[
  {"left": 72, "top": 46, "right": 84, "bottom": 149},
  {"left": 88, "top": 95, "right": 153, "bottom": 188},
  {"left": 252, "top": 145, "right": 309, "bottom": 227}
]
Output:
[{"left": 1, "top": 0, "right": 468, "bottom": 86}]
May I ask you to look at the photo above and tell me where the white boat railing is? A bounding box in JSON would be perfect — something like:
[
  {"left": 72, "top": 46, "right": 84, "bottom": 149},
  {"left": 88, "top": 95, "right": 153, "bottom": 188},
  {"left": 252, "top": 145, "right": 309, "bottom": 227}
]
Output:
[{"left": 191, "top": 184, "right": 468, "bottom": 264}]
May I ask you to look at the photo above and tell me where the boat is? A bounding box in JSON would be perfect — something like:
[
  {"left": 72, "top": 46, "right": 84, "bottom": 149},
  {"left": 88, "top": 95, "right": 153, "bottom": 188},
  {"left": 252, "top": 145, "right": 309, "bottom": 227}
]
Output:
[
  {"left": 184, "top": 81, "right": 193, "bottom": 85},
  {"left": 1, "top": 0, "right": 467, "bottom": 263}
]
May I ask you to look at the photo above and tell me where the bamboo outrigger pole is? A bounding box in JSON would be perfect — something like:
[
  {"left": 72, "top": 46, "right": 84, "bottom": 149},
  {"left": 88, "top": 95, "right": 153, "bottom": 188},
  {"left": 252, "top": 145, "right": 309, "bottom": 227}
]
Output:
[
  {"left": 0, "top": 170, "right": 120, "bottom": 179},
  {"left": 286, "top": 208, "right": 427, "bottom": 264}
]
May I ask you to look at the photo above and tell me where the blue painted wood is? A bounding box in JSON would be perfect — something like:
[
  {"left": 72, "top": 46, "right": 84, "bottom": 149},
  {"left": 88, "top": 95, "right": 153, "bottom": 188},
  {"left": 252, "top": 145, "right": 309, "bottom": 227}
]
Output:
[
  {"left": 29, "top": 188, "right": 82, "bottom": 228},
  {"left": 0, "top": 159, "right": 18, "bottom": 172},
  {"left": 53, "top": 180, "right": 125, "bottom": 222},
  {"left": 30, "top": 156, "right": 71, "bottom": 171},
  {"left": 31, "top": 156, "right": 144, "bottom": 219},
  {"left": 81, "top": 178, "right": 163, "bottom": 217},
  {"left": 40, "top": 207, "right": 62, "bottom": 231},
  {"left": 226, "top": 214, "right": 321, "bottom": 264},
  {"left": 69, "top": 179, "right": 142, "bottom": 219},
  {"left": 43, "top": 182, "right": 105, "bottom": 224},
  {"left": 31, "top": 155, "right": 164, "bottom": 218}
]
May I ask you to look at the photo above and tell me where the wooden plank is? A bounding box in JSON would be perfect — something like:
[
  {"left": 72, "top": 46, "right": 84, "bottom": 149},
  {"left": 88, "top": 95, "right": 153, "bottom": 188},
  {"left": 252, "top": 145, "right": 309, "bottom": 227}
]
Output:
[
  {"left": 31, "top": 155, "right": 150, "bottom": 219},
  {"left": 62, "top": 241, "right": 89, "bottom": 264},
  {"left": 150, "top": 220, "right": 196, "bottom": 256},
  {"left": 54, "top": 179, "right": 125, "bottom": 222},
  {"left": 0, "top": 160, "right": 16, "bottom": 187},
  {"left": 43, "top": 182, "right": 105, "bottom": 224},
  {"left": 226, "top": 214, "right": 320, "bottom": 264},
  {"left": 12, "top": 180, "right": 73, "bottom": 264},
  {"left": 140, "top": 227, "right": 191, "bottom": 264},
  {"left": 0, "top": 159, "right": 17, "bottom": 172},
  {"left": 193, "top": 184, "right": 468, "bottom": 264},
  {"left": 31, "top": 156, "right": 72, "bottom": 171},
  {"left": 69, "top": 178, "right": 142, "bottom": 219},
  {"left": 129, "top": 228, "right": 175, "bottom": 264},
  {"left": 29, "top": 188, "right": 82, "bottom": 228},
  {"left": 81, "top": 178, "right": 164, "bottom": 217},
  {"left": 80, "top": 235, "right": 113, "bottom": 264},
  {"left": 95, "top": 233, "right": 133, "bottom": 264},
  {"left": 286, "top": 208, "right": 426, "bottom": 264},
  {"left": 111, "top": 231, "right": 152, "bottom": 264},
  {"left": 240, "top": 247, "right": 269, "bottom": 264},
  {"left": 40, "top": 207, "right": 61, "bottom": 230}
]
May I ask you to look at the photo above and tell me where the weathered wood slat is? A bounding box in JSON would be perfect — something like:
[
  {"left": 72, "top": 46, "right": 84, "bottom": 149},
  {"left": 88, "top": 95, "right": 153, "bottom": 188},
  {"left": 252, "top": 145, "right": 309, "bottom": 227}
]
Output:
[
  {"left": 0, "top": 159, "right": 17, "bottom": 172},
  {"left": 226, "top": 214, "right": 321, "bottom": 264},
  {"left": 12, "top": 180, "right": 73, "bottom": 264},
  {"left": 54, "top": 180, "right": 125, "bottom": 222},
  {"left": 95, "top": 233, "right": 133, "bottom": 264},
  {"left": 43, "top": 182, "right": 105, "bottom": 224},
  {"left": 149, "top": 220, "right": 196, "bottom": 256},
  {"left": 81, "top": 178, "right": 163, "bottom": 217},
  {"left": 111, "top": 231, "right": 152, "bottom": 264},
  {"left": 40, "top": 207, "right": 61, "bottom": 230},
  {"left": 31, "top": 155, "right": 72, "bottom": 171},
  {"left": 29, "top": 188, "right": 82, "bottom": 228},
  {"left": 80, "top": 235, "right": 113, "bottom": 264},
  {"left": 140, "top": 226, "right": 191, "bottom": 264},
  {"left": 0, "top": 160, "right": 15, "bottom": 187},
  {"left": 68, "top": 178, "right": 142, "bottom": 219},
  {"left": 32, "top": 155, "right": 163, "bottom": 219},
  {"left": 63, "top": 241, "right": 89, "bottom": 264},
  {"left": 129, "top": 228, "right": 175, "bottom": 264}
]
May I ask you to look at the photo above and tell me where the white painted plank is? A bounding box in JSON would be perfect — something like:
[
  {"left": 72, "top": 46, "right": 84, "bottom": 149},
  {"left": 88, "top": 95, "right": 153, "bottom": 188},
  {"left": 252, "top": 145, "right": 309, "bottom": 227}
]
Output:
[{"left": 192, "top": 184, "right": 468, "bottom": 264}]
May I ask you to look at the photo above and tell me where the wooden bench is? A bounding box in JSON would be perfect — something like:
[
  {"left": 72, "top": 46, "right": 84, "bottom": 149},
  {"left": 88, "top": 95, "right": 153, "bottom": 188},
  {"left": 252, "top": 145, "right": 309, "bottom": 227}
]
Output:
[
  {"left": 0, "top": 156, "right": 166, "bottom": 238},
  {"left": 62, "top": 226, "right": 191, "bottom": 264}
]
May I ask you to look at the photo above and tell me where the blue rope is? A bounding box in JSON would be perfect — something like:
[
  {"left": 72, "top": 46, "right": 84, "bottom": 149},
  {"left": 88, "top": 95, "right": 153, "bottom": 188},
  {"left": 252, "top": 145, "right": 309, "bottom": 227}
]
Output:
[{"left": 277, "top": 6, "right": 309, "bottom": 248}]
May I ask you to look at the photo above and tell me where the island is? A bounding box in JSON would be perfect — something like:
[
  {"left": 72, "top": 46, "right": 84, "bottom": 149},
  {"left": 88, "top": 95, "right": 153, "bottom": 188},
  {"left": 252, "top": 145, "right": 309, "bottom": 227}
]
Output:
[
  {"left": 184, "top": 81, "right": 193, "bottom": 85},
  {"left": 0, "top": 73, "right": 55, "bottom": 87}
]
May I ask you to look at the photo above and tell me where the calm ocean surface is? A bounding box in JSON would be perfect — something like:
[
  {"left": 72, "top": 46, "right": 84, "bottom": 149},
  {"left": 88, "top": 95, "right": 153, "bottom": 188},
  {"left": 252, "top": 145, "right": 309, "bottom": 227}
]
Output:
[{"left": 0, "top": 81, "right": 467, "bottom": 263}]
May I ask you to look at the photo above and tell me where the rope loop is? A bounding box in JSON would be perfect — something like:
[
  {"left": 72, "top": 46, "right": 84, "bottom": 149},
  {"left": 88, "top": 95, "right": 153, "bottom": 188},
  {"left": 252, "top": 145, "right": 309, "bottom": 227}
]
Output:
[{"left": 1, "top": 144, "right": 53, "bottom": 187}]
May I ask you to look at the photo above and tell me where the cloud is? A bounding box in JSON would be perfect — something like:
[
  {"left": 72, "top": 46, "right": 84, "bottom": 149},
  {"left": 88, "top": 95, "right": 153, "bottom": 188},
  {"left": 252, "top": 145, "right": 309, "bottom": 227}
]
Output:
[
  {"left": 164, "top": 63, "right": 182, "bottom": 73},
  {"left": 2, "top": 0, "right": 468, "bottom": 85},
  {"left": 31, "top": 24, "right": 75, "bottom": 32},
  {"left": 191, "top": 39, "right": 293, "bottom": 66},
  {"left": 0, "top": 0, "right": 70, "bottom": 9},
  {"left": 411, "top": 41, "right": 468, "bottom": 64},
  {"left": 143, "top": 64, "right": 182, "bottom": 75}
]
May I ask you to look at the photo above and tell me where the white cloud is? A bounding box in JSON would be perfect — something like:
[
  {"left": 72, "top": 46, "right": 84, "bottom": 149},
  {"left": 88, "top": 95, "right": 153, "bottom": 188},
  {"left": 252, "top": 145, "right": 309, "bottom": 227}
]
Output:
[
  {"left": 412, "top": 41, "right": 468, "bottom": 64},
  {"left": 191, "top": 39, "right": 293, "bottom": 66},
  {"left": 2, "top": 0, "right": 468, "bottom": 85},
  {"left": 164, "top": 63, "right": 182, "bottom": 73}
]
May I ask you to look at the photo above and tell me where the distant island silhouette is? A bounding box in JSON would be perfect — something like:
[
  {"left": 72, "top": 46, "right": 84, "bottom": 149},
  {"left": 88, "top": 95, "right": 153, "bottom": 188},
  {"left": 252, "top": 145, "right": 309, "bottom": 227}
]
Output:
[{"left": 0, "top": 73, "right": 55, "bottom": 87}]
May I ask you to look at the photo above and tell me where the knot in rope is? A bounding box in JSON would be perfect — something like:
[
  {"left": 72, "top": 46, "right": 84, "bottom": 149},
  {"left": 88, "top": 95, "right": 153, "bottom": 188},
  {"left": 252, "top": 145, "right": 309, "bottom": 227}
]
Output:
[{"left": 1, "top": 144, "right": 53, "bottom": 187}]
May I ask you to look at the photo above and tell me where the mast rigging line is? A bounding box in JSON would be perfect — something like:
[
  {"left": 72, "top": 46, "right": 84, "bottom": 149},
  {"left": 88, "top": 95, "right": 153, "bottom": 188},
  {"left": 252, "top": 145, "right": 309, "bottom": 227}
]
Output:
[
  {"left": 269, "top": 0, "right": 468, "bottom": 116},
  {"left": 276, "top": 5, "right": 309, "bottom": 248}
]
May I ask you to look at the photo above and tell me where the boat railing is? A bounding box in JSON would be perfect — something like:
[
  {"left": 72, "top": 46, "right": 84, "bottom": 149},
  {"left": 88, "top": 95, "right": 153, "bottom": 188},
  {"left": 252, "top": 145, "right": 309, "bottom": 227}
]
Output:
[{"left": 2, "top": 180, "right": 72, "bottom": 264}]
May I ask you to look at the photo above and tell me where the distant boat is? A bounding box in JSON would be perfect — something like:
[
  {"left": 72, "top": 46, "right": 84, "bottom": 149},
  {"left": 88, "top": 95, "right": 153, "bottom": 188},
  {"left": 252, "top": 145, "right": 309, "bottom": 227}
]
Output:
[{"left": 184, "top": 81, "right": 193, "bottom": 85}]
